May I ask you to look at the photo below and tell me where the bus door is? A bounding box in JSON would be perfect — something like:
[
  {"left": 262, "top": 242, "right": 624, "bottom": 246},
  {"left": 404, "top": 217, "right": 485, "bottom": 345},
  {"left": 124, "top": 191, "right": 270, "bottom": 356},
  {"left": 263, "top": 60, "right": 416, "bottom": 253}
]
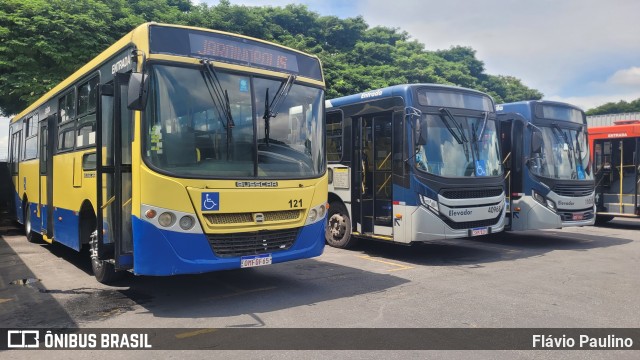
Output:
[
  {"left": 352, "top": 114, "right": 394, "bottom": 236},
  {"left": 39, "top": 115, "right": 55, "bottom": 237},
  {"left": 96, "top": 72, "right": 133, "bottom": 269},
  {"left": 497, "top": 113, "right": 524, "bottom": 230},
  {"left": 594, "top": 137, "right": 640, "bottom": 215}
]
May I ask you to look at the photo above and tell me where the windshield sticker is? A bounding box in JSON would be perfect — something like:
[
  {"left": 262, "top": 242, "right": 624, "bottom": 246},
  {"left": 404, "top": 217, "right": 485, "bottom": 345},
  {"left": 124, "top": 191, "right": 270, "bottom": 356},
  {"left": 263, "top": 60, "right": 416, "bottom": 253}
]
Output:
[
  {"left": 577, "top": 164, "right": 585, "bottom": 180},
  {"left": 239, "top": 78, "right": 249, "bottom": 92},
  {"left": 150, "top": 125, "right": 163, "bottom": 154},
  {"left": 202, "top": 192, "right": 220, "bottom": 211},
  {"left": 475, "top": 160, "right": 487, "bottom": 176}
]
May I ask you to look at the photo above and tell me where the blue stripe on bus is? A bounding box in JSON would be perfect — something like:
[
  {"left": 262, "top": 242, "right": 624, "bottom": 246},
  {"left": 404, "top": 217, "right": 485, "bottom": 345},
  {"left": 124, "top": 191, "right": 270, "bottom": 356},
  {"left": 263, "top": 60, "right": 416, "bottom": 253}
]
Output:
[
  {"left": 52, "top": 207, "right": 81, "bottom": 251},
  {"left": 27, "top": 202, "right": 41, "bottom": 234},
  {"left": 131, "top": 216, "right": 326, "bottom": 276}
]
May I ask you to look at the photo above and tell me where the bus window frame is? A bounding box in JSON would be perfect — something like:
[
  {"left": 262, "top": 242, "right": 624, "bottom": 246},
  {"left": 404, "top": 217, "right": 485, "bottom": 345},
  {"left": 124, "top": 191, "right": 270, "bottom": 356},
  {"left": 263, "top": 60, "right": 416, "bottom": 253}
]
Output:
[
  {"left": 326, "top": 110, "right": 344, "bottom": 163},
  {"left": 76, "top": 73, "right": 101, "bottom": 150}
]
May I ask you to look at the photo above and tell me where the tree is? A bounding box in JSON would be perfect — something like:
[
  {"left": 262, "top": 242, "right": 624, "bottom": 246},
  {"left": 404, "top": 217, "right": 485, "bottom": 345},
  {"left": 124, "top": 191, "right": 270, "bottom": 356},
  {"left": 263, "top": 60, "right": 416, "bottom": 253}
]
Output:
[
  {"left": 0, "top": 0, "right": 543, "bottom": 115},
  {"left": 586, "top": 98, "right": 640, "bottom": 115}
]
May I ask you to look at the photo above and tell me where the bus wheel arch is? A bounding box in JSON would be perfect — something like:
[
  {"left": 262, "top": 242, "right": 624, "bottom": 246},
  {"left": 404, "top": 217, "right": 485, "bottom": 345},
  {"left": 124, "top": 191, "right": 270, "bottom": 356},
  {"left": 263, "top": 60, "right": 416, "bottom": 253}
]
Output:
[
  {"left": 326, "top": 195, "right": 355, "bottom": 249},
  {"left": 79, "top": 200, "right": 124, "bottom": 284},
  {"left": 23, "top": 195, "right": 38, "bottom": 243}
]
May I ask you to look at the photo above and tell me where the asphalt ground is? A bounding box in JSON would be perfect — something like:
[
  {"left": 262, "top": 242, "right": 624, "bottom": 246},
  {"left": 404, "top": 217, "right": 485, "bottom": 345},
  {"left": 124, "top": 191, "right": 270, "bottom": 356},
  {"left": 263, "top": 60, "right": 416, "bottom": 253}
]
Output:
[{"left": 1, "top": 213, "right": 638, "bottom": 359}]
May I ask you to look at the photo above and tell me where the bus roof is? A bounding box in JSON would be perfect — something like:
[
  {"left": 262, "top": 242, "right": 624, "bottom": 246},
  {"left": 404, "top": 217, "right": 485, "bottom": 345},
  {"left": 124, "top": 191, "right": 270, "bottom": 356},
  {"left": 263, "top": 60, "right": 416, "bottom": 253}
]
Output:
[
  {"left": 327, "top": 83, "right": 491, "bottom": 109},
  {"left": 588, "top": 122, "right": 640, "bottom": 140},
  {"left": 12, "top": 22, "right": 323, "bottom": 123}
]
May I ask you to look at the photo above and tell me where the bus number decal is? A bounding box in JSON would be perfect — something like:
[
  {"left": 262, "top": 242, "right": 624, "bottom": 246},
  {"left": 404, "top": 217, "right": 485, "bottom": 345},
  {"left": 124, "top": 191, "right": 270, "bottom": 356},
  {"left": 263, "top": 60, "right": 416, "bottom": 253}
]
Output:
[{"left": 289, "top": 199, "right": 302, "bottom": 208}]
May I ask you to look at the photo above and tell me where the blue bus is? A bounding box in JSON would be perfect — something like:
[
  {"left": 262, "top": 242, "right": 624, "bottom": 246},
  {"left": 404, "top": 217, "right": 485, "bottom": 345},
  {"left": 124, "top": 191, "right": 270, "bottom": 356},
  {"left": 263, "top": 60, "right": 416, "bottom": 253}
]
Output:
[
  {"left": 497, "top": 100, "right": 595, "bottom": 231},
  {"left": 325, "top": 84, "right": 506, "bottom": 248}
]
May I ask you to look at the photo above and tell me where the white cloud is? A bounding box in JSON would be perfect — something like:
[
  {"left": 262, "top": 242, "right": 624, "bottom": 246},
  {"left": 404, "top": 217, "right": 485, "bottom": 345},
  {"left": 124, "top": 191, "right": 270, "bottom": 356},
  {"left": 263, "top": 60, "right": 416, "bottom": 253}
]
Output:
[
  {"left": 547, "top": 91, "right": 640, "bottom": 111},
  {"left": 608, "top": 67, "right": 640, "bottom": 87}
]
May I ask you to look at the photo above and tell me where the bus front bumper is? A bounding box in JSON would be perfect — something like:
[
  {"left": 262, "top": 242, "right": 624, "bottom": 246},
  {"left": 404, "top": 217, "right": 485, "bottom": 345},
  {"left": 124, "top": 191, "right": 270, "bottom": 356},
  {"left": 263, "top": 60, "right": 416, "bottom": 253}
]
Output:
[{"left": 131, "top": 216, "right": 325, "bottom": 276}]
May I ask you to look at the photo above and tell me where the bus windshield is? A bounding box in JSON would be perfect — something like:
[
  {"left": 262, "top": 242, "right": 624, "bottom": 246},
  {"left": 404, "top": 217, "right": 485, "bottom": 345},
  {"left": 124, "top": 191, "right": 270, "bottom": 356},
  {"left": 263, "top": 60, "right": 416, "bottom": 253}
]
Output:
[
  {"left": 528, "top": 125, "right": 592, "bottom": 180},
  {"left": 144, "top": 64, "right": 325, "bottom": 179},
  {"left": 414, "top": 112, "right": 502, "bottom": 177}
]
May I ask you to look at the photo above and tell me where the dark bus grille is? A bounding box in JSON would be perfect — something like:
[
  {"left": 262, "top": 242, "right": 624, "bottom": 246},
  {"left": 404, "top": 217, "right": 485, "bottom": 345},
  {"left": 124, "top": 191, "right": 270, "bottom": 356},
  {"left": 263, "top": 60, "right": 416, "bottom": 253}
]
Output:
[
  {"left": 553, "top": 184, "right": 594, "bottom": 197},
  {"left": 441, "top": 215, "right": 502, "bottom": 230},
  {"left": 207, "top": 228, "right": 299, "bottom": 257},
  {"left": 441, "top": 188, "right": 503, "bottom": 200}
]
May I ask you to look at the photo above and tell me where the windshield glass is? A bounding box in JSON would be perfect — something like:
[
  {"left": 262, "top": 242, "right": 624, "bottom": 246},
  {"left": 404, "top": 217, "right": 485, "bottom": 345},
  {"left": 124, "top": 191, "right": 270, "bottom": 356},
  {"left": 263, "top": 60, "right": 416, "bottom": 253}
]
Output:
[
  {"left": 414, "top": 112, "right": 502, "bottom": 177},
  {"left": 144, "top": 64, "right": 325, "bottom": 178},
  {"left": 528, "top": 125, "right": 592, "bottom": 180}
]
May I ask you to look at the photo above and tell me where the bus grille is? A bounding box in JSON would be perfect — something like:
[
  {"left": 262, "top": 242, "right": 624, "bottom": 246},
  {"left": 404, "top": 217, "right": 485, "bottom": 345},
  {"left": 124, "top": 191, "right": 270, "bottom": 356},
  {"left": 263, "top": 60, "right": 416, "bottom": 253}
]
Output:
[
  {"left": 207, "top": 228, "right": 299, "bottom": 257},
  {"left": 558, "top": 209, "right": 595, "bottom": 222},
  {"left": 553, "top": 184, "right": 594, "bottom": 197},
  {"left": 441, "top": 188, "right": 503, "bottom": 200},
  {"left": 204, "top": 210, "right": 302, "bottom": 225},
  {"left": 441, "top": 215, "right": 502, "bottom": 230}
]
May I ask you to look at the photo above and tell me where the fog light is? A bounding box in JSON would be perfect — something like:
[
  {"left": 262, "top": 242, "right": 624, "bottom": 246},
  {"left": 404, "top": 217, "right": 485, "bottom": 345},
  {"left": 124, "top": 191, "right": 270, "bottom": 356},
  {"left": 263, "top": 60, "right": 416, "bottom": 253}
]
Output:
[
  {"left": 179, "top": 215, "right": 195, "bottom": 230},
  {"left": 158, "top": 212, "right": 176, "bottom": 227}
]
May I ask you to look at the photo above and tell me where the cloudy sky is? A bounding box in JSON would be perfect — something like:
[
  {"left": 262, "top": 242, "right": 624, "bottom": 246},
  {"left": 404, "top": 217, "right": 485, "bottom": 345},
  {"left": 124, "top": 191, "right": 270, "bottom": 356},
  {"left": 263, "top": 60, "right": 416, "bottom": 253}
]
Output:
[
  {"left": 2, "top": 0, "right": 637, "bottom": 160},
  {"left": 201, "top": 0, "right": 640, "bottom": 110}
]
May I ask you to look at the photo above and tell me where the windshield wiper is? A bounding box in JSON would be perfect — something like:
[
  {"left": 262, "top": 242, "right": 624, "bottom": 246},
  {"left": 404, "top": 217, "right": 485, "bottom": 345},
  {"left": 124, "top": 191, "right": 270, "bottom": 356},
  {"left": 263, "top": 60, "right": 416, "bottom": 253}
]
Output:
[
  {"left": 439, "top": 108, "right": 469, "bottom": 161},
  {"left": 200, "top": 59, "right": 235, "bottom": 159},
  {"left": 476, "top": 111, "right": 488, "bottom": 141},
  {"left": 263, "top": 74, "right": 296, "bottom": 145},
  {"left": 551, "top": 123, "right": 574, "bottom": 169}
]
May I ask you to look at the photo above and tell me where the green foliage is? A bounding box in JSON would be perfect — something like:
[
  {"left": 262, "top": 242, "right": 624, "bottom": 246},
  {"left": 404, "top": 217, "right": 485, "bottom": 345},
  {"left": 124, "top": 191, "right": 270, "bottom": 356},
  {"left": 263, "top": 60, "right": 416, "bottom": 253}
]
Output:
[
  {"left": 586, "top": 98, "right": 640, "bottom": 115},
  {"left": 0, "top": 0, "right": 543, "bottom": 116}
]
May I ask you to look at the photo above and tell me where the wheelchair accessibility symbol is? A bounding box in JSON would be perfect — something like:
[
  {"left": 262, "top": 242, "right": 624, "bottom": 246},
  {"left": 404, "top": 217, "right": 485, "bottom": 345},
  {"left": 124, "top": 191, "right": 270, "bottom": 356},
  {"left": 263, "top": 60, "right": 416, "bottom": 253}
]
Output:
[
  {"left": 475, "top": 160, "right": 487, "bottom": 177},
  {"left": 202, "top": 192, "right": 220, "bottom": 211}
]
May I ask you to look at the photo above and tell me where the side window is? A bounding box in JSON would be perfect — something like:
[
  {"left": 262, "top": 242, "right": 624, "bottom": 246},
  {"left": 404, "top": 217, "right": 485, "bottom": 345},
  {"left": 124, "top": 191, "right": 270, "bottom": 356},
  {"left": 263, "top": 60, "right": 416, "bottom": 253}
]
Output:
[
  {"left": 23, "top": 114, "right": 39, "bottom": 160},
  {"left": 77, "top": 76, "right": 99, "bottom": 148},
  {"left": 58, "top": 122, "right": 75, "bottom": 151},
  {"left": 10, "top": 130, "right": 22, "bottom": 174},
  {"left": 59, "top": 90, "right": 76, "bottom": 124},
  {"left": 326, "top": 111, "right": 343, "bottom": 162}
]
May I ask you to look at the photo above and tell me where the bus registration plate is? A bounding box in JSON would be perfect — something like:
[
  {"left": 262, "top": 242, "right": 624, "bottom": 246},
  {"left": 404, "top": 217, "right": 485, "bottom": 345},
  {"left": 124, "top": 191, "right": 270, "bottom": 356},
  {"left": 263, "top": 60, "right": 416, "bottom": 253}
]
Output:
[
  {"left": 572, "top": 213, "right": 584, "bottom": 221},
  {"left": 241, "top": 254, "right": 272, "bottom": 268},
  {"left": 470, "top": 227, "right": 488, "bottom": 236}
]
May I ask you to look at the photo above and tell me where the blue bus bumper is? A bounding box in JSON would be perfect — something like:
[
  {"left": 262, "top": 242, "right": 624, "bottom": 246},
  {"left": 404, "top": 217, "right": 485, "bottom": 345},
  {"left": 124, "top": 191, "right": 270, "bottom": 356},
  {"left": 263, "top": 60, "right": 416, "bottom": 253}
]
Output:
[{"left": 131, "top": 216, "right": 326, "bottom": 276}]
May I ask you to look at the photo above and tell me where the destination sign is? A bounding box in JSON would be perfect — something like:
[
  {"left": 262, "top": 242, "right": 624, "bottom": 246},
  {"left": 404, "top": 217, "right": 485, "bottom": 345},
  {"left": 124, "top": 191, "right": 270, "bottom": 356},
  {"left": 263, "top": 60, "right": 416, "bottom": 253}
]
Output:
[{"left": 149, "top": 25, "right": 322, "bottom": 81}]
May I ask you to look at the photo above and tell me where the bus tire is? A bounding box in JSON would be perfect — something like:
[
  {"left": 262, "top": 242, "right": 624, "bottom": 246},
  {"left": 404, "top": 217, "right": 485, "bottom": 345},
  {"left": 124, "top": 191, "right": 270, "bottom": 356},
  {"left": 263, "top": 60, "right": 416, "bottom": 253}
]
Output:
[
  {"left": 595, "top": 215, "right": 614, "bottom": 225},
  {"left": 23, "top": 201, "right": 40, "bottom": 243},
  {"left": 90, "top": 231, "right": 124, "bottom": 284},
  {"left": 325, "top": 202, "right": 355, "bottom": 249}
]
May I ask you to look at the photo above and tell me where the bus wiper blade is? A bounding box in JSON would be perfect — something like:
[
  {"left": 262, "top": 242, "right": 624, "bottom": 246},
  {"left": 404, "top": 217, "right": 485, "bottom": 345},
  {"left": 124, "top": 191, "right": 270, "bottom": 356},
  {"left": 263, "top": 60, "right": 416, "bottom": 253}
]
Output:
[
  {"left": 263, "top": 74, "right": 296, "bottom": 145},
  {"left": 476, "top": 111, "right": 488, "bottom": 141},
  {"left": 552, "top": 123, "right": 574, "bottom": 169},
  {"left": 200, "top": 59, "right": 235, "bottom": 130},
  {"left": 438, "top": 108, "right": 465, "bottom": 144},
  {"left": 440, "top": 108, "right": 470, "bottom": 161}
]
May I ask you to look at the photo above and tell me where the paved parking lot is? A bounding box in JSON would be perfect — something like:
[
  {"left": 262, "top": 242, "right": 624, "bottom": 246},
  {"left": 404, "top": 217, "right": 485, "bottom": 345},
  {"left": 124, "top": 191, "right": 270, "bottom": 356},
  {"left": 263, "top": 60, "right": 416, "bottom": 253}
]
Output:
[{"left": 1, "top": 217, "right": 639, "bottom": 358}]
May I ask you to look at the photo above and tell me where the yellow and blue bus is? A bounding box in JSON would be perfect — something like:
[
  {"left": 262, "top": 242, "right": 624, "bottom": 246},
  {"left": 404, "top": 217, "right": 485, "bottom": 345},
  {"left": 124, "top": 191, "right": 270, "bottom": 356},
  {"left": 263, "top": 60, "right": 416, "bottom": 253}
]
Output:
[
  {"left": 497, "top": 101, "right": 595, "bottom": 230},
  {"left": 325, "top": 84, "right": 506, "bottom": 248},
  {"left": 7, "top": 23, "right": 327, "bottom": 283}
]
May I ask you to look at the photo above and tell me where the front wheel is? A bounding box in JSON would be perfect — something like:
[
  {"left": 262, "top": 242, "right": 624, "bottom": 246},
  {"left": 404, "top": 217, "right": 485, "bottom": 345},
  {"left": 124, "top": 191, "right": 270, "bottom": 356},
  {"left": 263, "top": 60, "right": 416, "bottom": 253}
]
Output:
[
  {"left": 325, "top": 202, "right": 355, "bottom": 249},
  {"left": 90, "top": 230, "right": 124, "bottom": 284}
]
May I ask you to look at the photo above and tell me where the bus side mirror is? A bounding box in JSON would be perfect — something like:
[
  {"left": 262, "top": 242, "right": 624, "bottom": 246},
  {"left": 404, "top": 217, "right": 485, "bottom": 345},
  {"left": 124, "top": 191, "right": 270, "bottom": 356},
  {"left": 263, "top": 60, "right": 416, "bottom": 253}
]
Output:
[{"left": 127, "top": 72, "right": 149, "bottom": 111}]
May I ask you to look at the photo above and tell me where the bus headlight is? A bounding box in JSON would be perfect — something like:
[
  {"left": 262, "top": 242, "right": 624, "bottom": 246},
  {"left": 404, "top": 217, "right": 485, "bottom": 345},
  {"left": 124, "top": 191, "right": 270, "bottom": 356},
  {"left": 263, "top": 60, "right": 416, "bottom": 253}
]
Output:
[
  {"left": 158, "top": 212, "right": 176, "bottom": 227},
  {"left": 179, "top": 215, "right": 195, "bottom": 230},
  {"left": 306, "top": 203, "right": 328, "bottom": 225},
  {"left": 532, "top": 190, "right": 556, "bottom": 212},
  {"left": 419, "top": 195, "right": 439, "bottom": 214}
]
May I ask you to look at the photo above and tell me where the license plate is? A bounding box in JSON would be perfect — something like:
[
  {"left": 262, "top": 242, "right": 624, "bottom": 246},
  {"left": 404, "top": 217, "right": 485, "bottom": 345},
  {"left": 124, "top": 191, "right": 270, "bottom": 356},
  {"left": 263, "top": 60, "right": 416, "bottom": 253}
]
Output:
[
  {"left": 470, "top": 227, "right": 489, "bottom": 236},
  {"left": 572, "top": 213, "right": 584, "bottom": 221},
  {"left": 241, "top": 254, "right": 272, "bottom": 268}
]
